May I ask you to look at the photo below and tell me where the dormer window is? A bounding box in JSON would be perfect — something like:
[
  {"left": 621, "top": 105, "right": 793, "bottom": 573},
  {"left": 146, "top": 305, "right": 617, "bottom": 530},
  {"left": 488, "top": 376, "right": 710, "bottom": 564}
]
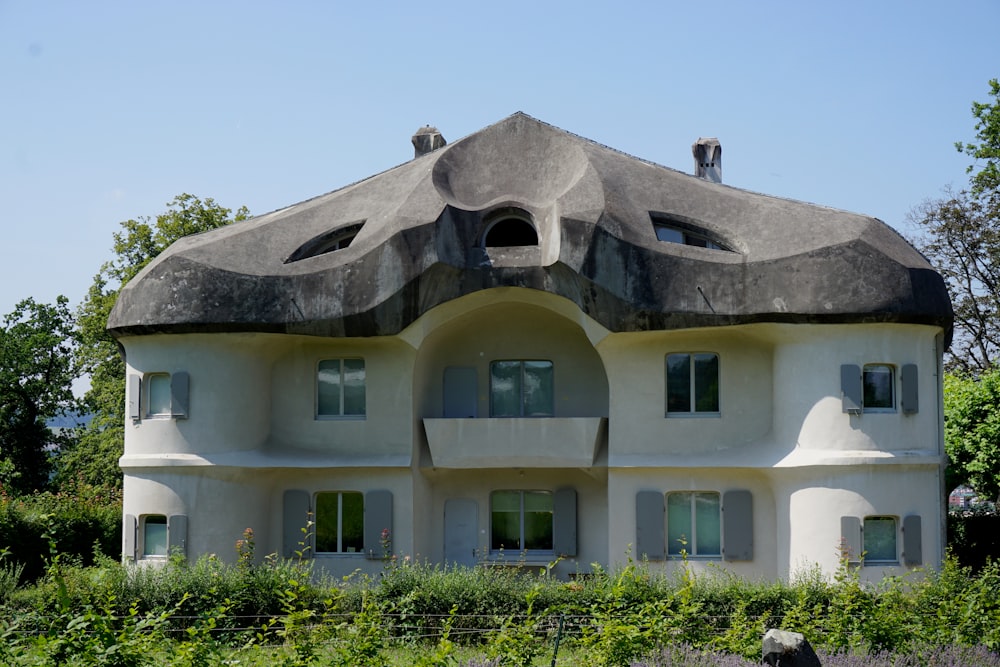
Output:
[
  {"left": 285, "top": 222, "right": 365, "bottom": 263},
  {"left": 482, "top": 208, "right": 538, "bottom": 247},
  {"left": 651, "top": 214, "right": 731, "bottom": 251}
]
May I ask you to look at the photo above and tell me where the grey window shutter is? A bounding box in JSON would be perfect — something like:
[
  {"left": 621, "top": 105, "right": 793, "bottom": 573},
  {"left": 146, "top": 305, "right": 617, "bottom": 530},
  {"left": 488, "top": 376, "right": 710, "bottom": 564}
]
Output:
[
  {"left": 635, "top": 491, "right": 665, "bottom": 561},
  {"left": 168, "top": 514, "right": 188, "bottom": 556},
  {"left": 553, "top": 487, "right": 578, "bottom": 557},
  {"left": 841, "top": 365, "right": 862, "bottom": 414},
  {"left": 283, "top": 490, "right": 312, "bottom": 558},
  {"left": 443, "top": 366, "right": 478, "bottom": 418},
  {"left": 903, "top": 514, "right": 922, "bottom": 566},
  {"left": 722, "top": 490, "right": 753, "bottom": 562},
  {"left": 901, "top": 364, "right": 918, "bottom": 414},
  {"left": 171, "top": 372, "right": 190, "bottom": 419},
  {"left": 364, "top": 490, "right": 393, "bottom": 559},
  {"left": 123, "top": 514, "right": 137, "bottom": 561},
  {"left": 128, "top": 374, "right": 141, "bottom": 421},
  {"left": 840, "top": 516, "right": 862, "bottom": 562}
]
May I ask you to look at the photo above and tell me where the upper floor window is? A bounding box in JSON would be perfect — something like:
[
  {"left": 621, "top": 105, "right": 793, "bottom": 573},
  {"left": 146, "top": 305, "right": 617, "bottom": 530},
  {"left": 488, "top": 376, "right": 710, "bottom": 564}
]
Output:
[
  {"left": 482, "top": 207, "right": 538, "bottom": 247},
  {"left": 315, "top": 491, "right": 364, "bottom": 554},
  {"left": 131, "top": 371, "right": 189, "bottom": 422},
  {"left": 863, "top": 364, "right": 895, "bottom": 412},
  {"left": 665, "top": 353, "right": 719, "bottom": 416},
  {"left": 317, "top": 359, "right": 366, "bottom": 418},
  {"left": 489, "top": 360, "right": 553, "bottom": 417},
  {"left": 491, "top": 490, "right": 553, "bottom": 553},
  {"left": 285, "top": 221, "right": 365, "bottom": 263},
  {"left": 667, "top": 491, "right": 721, "bottom": 557}
]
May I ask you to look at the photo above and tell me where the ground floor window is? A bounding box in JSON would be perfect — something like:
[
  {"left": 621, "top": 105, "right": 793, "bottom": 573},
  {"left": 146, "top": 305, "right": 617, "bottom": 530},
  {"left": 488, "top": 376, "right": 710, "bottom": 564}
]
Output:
[
  {"left": 864, "top": 516, "right": 897, "bottom": 563},
  {"left": 491, "top": 490, "right": 553, "bottom": 552},
  {"left": 315, "top": 492, "right": 364, "bottom": 553},
  {"left": 666, "top": 491, "right": 721, "bottom": 557},
  {"left": 142, "top": 515, "right": 168, "bottom": 557}
]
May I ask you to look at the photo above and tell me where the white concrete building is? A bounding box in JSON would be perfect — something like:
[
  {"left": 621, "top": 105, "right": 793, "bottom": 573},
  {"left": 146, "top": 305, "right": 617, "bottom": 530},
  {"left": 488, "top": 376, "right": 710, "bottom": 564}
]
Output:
[{"left": 109, "top": 114, "right": 953, "bottom": 581}]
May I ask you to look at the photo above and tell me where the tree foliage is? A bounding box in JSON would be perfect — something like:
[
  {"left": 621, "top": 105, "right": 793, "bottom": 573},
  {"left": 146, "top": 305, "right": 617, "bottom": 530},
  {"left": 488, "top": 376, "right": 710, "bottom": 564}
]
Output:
[
  {"left": 910, "top": 188, "right": 1000, "bottom": 373},
  {"left": 957, "top": 78, "right": 1000, "bottom": 196},
  {"left": 944, "top": 368, "right": 1000, "bottom": 500},
  {"left": 0, "top": 297, "right": 78, "bottom": 495},
  {"left": 56, "top": 194, "right": 249, "bottom": 490},
  {"left": 910, "top": 79, "right": 1000, "bottom": 373}
]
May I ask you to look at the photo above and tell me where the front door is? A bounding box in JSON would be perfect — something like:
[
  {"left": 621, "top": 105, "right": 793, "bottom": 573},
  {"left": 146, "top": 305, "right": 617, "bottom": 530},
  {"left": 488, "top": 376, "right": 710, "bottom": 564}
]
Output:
[{"left": 444, "top": 498, "right": 478, "bottom": 567}]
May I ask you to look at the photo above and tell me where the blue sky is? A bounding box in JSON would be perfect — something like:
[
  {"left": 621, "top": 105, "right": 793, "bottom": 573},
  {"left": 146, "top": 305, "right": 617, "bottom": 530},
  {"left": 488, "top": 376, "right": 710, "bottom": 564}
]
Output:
[{"left": 1, "top": 0, "right": 997, "bottom": 317}]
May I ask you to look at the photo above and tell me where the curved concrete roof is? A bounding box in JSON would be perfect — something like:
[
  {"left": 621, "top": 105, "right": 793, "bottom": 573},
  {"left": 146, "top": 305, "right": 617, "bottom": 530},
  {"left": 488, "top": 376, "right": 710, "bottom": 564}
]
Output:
[{"left": 108, "top": 113, "right": 952, "bottom": 339}]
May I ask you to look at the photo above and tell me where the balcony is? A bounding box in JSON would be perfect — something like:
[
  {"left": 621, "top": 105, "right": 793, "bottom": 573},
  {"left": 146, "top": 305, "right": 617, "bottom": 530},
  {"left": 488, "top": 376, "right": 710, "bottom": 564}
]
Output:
[{"left": 422, "top": 417, "right": 605, "bottom": 468}]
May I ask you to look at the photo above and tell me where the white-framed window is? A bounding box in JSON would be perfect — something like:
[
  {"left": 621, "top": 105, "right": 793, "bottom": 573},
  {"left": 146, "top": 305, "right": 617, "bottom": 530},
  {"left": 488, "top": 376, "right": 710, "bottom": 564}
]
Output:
[
  {"left": 666, "top": 491, "right": 721, "bottom": 557},
  {"left": 141, "top": 515, "right": 168, "bottom": 557},
  {"left": 666, "top": 353, "right": 720, "bottom": 416},
  {"left": 863, "top": 516, "right": 898, "bottom": 563},
  {"left": 315, "top": 491, "right": 364, "bottom": 554},
  {"left": 317, "top": 359, "right": 366, "bottom": 418},
  {"left": 490, "top": 490, "right": 553, "bottom": 553},
  {"left": 863, "top": 364, "right": 895, "bottom": 412},
  {"left": 489, "top": 360, "right": 554, "bottom": 417},
  {"left": 132, "top": 372, "right": 189, "bottom": 421}
]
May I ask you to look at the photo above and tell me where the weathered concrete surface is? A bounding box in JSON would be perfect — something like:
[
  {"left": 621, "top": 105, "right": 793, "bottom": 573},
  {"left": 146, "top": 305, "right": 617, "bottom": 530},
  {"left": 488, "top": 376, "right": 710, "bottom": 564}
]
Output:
[
  {"left": 762, "top": 629, "right": 822, "bottom": 666},
  {"left": 108, "top": 113, "right": 952, "bottom": 340}
]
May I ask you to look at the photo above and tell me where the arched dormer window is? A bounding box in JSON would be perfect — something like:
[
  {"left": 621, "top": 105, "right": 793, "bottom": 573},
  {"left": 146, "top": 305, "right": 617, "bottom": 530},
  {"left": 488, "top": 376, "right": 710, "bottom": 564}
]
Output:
[{"left": 482, "top": 208, "right": 538, "bottom": 248}]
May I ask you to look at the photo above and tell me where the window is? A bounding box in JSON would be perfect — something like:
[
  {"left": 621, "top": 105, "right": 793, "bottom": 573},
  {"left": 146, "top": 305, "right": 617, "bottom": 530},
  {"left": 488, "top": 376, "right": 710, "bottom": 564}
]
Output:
[
  {"left": 285, "top": 221, "right": 365, "bottom": 263},
  {"left": 666, "top": 492, "right": 721, "bottom": 557},
  {"left": 491, "top": 490, "right": 553, "bottom": 552},
  {"left": 490, "top": 360, "right": 553, "bottom": 417},
  {"left": 142, "top": 515, "right": 168, "bottom": 557},
  {"left": 654, "top": 224, "right": 727, "bottom": 250},
  {"left": 315, "top": 492, "right": 364, "bottom": 554},
  {"left": 317, "top": 359, "right": 366, "bottom": 418},
  {"left": 132, "top": 372, "right": 189, "bottom": 421},
  {"left": 863, "top": 364, "right": 895, "bottom": 412},
  {"left": 482, "top": 207, "right": 538, "bottom": 247},
  {"left": 863, "top": 516, "right": 897, "bottom": 563},
  {"left": 666, "top": 353, "right": 719, "bottom": 416}
]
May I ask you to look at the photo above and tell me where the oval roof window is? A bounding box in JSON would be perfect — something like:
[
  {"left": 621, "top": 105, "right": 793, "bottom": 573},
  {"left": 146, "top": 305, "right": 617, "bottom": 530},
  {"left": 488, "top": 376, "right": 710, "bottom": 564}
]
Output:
[{"left": 482, "top": 209, "right": 538, "bottom": 247}]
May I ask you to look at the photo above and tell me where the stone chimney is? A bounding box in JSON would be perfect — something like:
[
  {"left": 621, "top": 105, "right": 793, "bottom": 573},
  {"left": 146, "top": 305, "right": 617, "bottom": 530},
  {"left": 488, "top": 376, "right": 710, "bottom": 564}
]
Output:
[
  {"left": 692, "top": 137, "right": 722, "bottom": 183},
  {"left": 412, "top": 126, "right": 447, "bottom": 157}
]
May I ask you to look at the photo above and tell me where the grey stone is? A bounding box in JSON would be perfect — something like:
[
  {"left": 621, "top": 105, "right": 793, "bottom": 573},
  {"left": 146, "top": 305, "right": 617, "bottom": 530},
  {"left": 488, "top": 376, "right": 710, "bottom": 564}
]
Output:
[{"left": 762, "top": 629, "right": 822, "bottom": 667}]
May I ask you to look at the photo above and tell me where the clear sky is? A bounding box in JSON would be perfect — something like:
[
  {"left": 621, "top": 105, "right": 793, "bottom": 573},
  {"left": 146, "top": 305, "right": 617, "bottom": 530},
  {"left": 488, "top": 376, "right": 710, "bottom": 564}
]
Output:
[{"left": 1, "top": 0, "right": 996, "bottom": 317}]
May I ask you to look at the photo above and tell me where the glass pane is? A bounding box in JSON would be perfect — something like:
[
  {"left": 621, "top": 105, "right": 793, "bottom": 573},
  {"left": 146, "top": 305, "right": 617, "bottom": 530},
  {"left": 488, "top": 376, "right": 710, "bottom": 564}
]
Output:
[
  {"left": 523, "top": 361, "right": 554, "bottom": 417},
  {"left": 491, "top": 490, "right": 520, "bottom": 512},
  {"left": 523, "top": 491, "right": 553, "bottom": 513},
  {"left": 491, "top": 511, "right": 520, "bottom": 550},
  {"left": 864, "top": 517, "right": 897, "bottom": 562},
  {"left": 524, "top": 510, "right": 553, "bottom": 550},
  {"left": 694, "top": 492, "right": 721, "bottom": 555},
  {"left": 315, "top": 492, "right": 339, "bottom": 553},
  {"left": 148, "top": 375, "right": 171, "bottom": 415},
  {"left": 667, "top": 493, "right": 692, "bottom": 555},
  {"left": 490, "top": 361, "right": 521, "bottom": 417},
  {"left": 693, "top": 354, "right": 720, "bottom": 413},
  {"left": 655, "top": 225, "right": 684, "bottom": 243},
  {"left": 666, "top": 355, "right": 691, "bottom": 413},
  {"left": 317, "top": 360, "right": 342, "bottom": 416},
  {"left": 863, "top": 365, "right": 894, "bottom": 409},
  {"left": 143, "top": 516, "right": 167, "bottom": 556},
  {"left": 341, "top": 492, "right": 364, "bottom": 553},
  {"left": 342, "top": 359, "right": 366, "bottom": 416}
]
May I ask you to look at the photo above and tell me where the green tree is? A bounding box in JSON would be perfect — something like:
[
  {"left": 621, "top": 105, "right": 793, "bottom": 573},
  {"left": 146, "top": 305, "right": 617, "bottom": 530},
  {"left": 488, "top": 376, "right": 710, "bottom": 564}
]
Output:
[
  {"left": 944, "top": 367, "right": 1000, "bottom": 499},
  {"left": 910, "top": 79, "right": 1000, "bottom": 372},
  {"left": 55, "top": 194, "right": 249, "bottom": 490},
  {"left": 0, "top": 297, "right": 78, "bottom": 495},
  {"left": 957, "top": 78, "right": 1000, "bottom": 196}
]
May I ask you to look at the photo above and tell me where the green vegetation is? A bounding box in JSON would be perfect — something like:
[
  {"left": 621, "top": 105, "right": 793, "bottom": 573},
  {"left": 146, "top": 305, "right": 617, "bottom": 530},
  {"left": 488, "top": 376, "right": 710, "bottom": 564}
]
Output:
[{"left": 1, "top": 534, "right": 1000, "bottom": 666}]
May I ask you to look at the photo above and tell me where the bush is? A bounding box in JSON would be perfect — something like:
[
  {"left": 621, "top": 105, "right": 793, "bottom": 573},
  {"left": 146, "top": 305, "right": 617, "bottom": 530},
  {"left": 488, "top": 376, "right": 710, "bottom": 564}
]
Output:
[{"left": 0, "top": 483, "right": 120, "bottom": 583}]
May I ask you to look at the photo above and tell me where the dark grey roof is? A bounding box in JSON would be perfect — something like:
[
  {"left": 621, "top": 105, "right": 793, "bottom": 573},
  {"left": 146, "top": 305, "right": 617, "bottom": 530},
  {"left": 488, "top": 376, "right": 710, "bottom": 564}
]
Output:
[{"left": 108, "top": 113, "right": 953, "bottom": 339}]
